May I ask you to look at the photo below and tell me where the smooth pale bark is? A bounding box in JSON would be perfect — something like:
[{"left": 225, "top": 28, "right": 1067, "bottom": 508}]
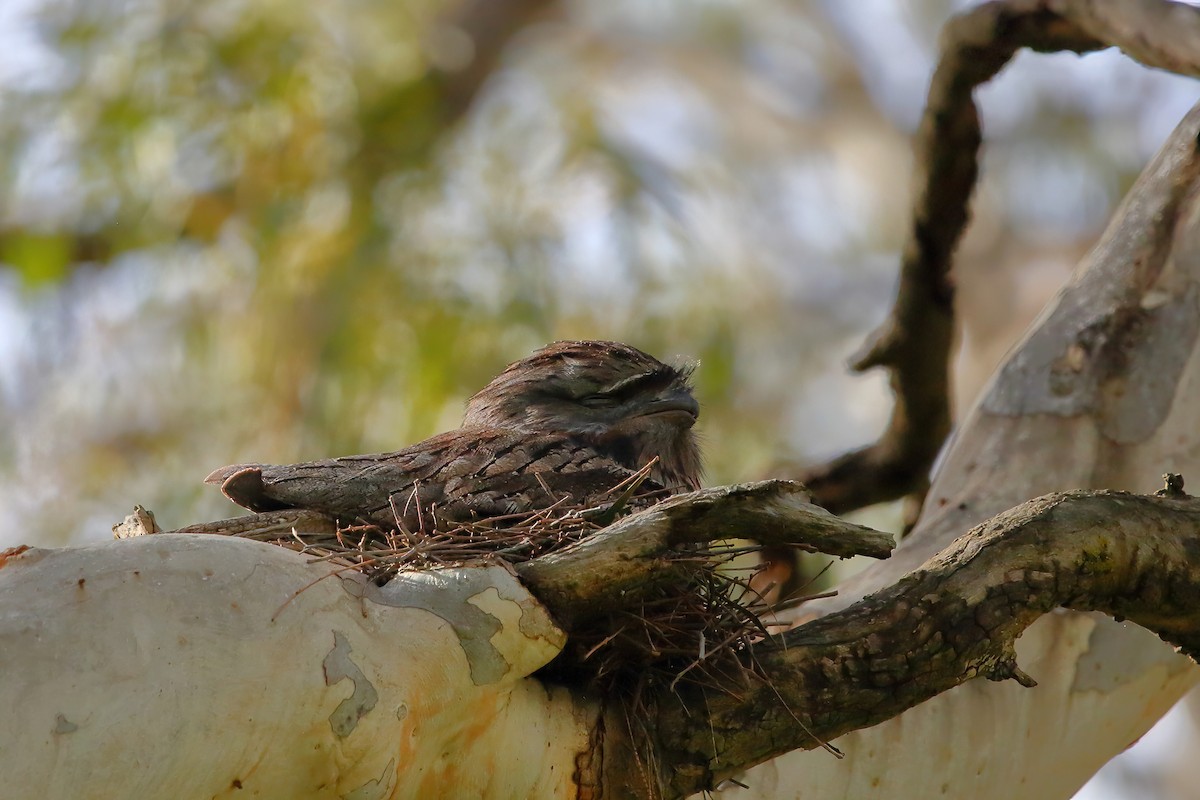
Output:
[
  {"left": 0, "top": 535, "right": 593, "bottom": 799},
  {"left": 740, "top": 99, "right": 1200, "bottom": 800},
  {"left": 1, "top": 477, "right": 890, "bottom": 799}
]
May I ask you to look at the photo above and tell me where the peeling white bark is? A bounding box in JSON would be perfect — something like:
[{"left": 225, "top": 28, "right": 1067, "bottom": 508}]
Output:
[{"left": 0, "top": 535, "right": 595, "bottom": 799}]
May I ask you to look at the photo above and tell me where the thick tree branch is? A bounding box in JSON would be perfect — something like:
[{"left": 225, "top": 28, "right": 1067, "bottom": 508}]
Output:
[
  {"left": 796, "top": 0, "right": 1200, "bottom": 515},
  {"left": 516, "top": 481, "right": 894, "bottom": 628},
  {"left": 137, "top": 482, "right": 893, "bottom": 632},
  {"left": 617, "top": 489, "right": 1200, "bottom": 798}
]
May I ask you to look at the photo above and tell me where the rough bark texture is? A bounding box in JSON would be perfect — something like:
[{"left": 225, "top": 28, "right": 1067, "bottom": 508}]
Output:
[
  {"left": 639, "top": 490, "right": 1200, "bottom": 797},
  {"left": 516, "top": 481, "right": 893, "bottom": 628}
]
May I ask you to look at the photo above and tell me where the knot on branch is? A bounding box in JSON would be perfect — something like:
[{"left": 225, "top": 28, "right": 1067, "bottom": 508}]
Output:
[
  {"left": 983, "top": 649, "right": 1039, "bottom": 688},
  {"left": 1156, "top": 473, "right": 1188, "bottom": 498}
]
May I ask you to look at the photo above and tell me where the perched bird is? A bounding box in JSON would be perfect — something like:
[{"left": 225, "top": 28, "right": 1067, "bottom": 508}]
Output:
[
  {"left": 205, "top": 341, "right": 701, "bottom": 531},
  {"left": 462, "top": 340, "right": 701, "bottom": 493}
]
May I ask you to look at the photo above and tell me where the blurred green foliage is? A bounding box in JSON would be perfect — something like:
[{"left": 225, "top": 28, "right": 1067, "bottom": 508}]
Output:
[{"left": 0, "top": 0, "right": 1195, "bottom": 544}]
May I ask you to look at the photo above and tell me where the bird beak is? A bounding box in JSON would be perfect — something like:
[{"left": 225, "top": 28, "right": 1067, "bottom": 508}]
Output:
[{"left": 639, "top": 390, "right": 699, "bottom": 426}]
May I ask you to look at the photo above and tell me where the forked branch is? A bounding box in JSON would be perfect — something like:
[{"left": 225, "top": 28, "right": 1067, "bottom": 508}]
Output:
[
  {"left": 616, "top": 487, "right": 1200, "bottom": 798},
  {"left": 796, "top": 0, "right": 1200, "bottom": 516},
  {"left": 517, "top": 481, "right": 894, "bottom": 628}
]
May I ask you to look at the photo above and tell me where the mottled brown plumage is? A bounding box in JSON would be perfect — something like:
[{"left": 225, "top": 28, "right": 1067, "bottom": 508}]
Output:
[
  {"left": 205, "top": 340, "right": 701, "bottom": 530},
  {"left": 464, "top": 340, "right": 701, "bottom": 492}
]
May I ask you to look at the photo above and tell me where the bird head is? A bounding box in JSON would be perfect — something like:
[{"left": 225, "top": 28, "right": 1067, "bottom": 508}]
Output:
[{"left": 463, "top": 340, "right": 702, "bottom": 492}]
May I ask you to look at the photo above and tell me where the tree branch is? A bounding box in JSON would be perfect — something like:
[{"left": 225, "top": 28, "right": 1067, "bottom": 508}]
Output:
[
  {"left": 760, "top": 94, "right": 1200, "bottom": 800},
  {"left": 516, "top": 481, "right": 894, "bottom": 628},
  {"left": 796, "top": 0, "right": 1200, "bottom": 516},
  {"left": 433, "top": 0, "right": 559, "bottom": 122},
  {"left": 618, "top": 488, "right": 1200, "bottom": 798}
]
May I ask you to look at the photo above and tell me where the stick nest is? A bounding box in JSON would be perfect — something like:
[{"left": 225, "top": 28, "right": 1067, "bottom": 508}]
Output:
[{"left": 207, "top": 464, "right": 790, "bottom": 697}]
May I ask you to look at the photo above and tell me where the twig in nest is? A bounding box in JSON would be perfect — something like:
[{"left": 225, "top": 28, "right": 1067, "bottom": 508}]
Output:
[{"left": 150, "top": 479, "right": 892, "bottom": 700}]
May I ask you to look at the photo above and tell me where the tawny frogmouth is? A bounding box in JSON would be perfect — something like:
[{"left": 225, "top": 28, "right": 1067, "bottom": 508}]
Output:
[{"left": 206, "top": 340, "right": 702, "bottom": 530}]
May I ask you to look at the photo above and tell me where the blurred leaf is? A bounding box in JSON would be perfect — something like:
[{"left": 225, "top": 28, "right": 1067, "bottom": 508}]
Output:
[{"left": 2, "top": 233, "right": 72, "bottom": 287}]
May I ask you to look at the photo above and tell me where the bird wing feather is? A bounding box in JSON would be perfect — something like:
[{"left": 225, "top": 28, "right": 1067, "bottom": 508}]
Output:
[{"left": 205, "top": 427, "right": 660, "bottom": 530}]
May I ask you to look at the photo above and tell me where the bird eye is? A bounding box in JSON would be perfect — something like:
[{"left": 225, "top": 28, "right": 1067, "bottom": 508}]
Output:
[{"left": 579, "top": 394, "right": 619, "bottom": 409}]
